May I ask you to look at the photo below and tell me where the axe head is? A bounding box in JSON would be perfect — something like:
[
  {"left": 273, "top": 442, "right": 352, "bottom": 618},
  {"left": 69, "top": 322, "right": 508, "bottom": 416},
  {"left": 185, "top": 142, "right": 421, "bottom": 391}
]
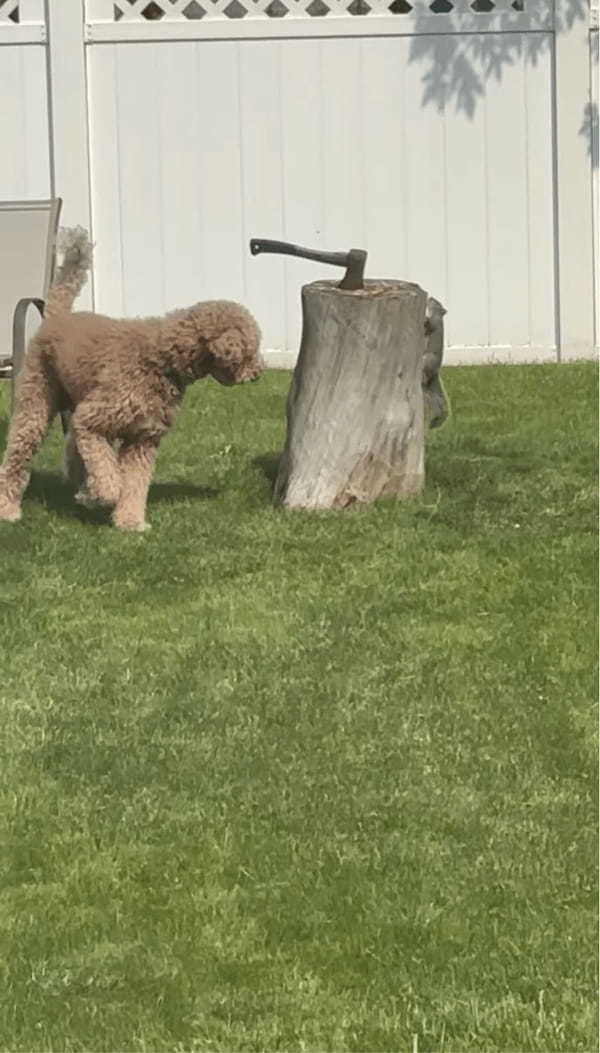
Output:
[{"left": 337, "top": 249, "right": 368, "bottom": 291}]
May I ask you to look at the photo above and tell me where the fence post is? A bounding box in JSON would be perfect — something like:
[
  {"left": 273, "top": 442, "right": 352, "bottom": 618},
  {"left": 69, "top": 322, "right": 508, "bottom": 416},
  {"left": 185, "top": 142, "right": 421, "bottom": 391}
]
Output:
[
  {"left": 45, "top": 0, "right": 93, "bottom": 306},
  {"left": 591, "top": 8, "right": 599, "bottom": 350},
  {"left": 553, "top": 0, "right": 595, "bottom": 360}
]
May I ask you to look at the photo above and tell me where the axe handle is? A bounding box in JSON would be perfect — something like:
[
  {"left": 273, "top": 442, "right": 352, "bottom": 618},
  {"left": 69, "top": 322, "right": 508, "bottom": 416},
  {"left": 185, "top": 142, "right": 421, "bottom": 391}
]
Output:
[
  {"left": 250, "top": 239, "right": 349, "bottom": 269},
  {"left": 250, "top": 239, "right": 367, "bottom": 290}
]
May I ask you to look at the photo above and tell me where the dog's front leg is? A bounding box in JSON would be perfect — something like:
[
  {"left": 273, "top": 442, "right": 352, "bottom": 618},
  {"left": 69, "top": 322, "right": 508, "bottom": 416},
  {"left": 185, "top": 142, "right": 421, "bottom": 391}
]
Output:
[
  {"left": 70, "top": 404, "right": 122, "bottom": 507},
  {"left": 112, "top": 439, "right": 159, "bottom": 532}
]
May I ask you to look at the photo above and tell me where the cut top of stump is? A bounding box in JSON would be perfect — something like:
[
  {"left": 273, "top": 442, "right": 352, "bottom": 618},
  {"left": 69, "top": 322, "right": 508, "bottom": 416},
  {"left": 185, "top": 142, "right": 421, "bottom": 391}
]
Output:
[{"left": 306, "top": 278, "right": 425, "bottom": 299}]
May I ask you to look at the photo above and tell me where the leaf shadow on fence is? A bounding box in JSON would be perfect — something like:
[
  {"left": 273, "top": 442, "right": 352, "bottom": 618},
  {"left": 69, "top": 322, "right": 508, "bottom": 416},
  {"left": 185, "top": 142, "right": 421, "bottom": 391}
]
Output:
[
  {"left": 408, "top": 0, "right": 596, "bottom": 169},
  {"left": 580, "top": 101, "right": 599, "bottom": 169}
]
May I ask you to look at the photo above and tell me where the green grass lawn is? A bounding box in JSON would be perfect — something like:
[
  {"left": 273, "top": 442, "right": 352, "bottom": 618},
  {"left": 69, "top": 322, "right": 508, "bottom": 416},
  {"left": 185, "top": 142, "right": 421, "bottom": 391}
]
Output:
[{"left": 0, "top": 362, "right": 597, "bottom": 1053}]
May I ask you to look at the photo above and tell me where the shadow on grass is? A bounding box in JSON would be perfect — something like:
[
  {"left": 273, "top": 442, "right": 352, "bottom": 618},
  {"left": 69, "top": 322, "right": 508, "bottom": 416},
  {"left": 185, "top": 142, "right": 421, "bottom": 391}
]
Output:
[
  {"left": 0, "top": 413, "right": 219, "bottom": 524},
  {"left": 0, "top": 410, "right": 567, "bottom": 529},
  {"left": 147, "top": 481, "right": 218, "bottom": 505},
  {"left": 252, "top": 436, "right": 540, "bottom": 506},
  {"left": 25, "top": 471, "right": 218, "bottom": 526},
  {"left": 428, "top": 434, "right": 543, "bottom": 478},
  {"left": 254, "top": 452, "right": 281, "bottom": 493}
]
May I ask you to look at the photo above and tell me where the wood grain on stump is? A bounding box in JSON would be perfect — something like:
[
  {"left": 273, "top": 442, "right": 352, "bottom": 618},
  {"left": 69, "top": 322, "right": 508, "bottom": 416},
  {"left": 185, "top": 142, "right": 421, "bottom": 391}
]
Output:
[{"left": 274, "top": 279, "right": 427, "bottom": 510}]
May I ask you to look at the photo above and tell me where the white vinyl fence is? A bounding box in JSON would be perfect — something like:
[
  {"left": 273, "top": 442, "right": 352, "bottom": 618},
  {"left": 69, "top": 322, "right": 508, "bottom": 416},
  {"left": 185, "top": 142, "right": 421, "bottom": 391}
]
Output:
[{"left": 1, "top": 0, "right": 598, "bottom": 363}]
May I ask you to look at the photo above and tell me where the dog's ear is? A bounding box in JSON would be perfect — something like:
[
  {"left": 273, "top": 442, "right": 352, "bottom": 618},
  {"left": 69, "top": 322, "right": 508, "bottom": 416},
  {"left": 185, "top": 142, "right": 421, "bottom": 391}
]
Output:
[{"left": 209, "top": 328, "right": 244, "bottom": 368}]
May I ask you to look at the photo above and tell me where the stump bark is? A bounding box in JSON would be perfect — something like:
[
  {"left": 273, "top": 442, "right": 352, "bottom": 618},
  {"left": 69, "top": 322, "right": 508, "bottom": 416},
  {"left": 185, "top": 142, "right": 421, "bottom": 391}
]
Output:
[{"left": 274, "top": 279, "right": 427, "bottom": 509}]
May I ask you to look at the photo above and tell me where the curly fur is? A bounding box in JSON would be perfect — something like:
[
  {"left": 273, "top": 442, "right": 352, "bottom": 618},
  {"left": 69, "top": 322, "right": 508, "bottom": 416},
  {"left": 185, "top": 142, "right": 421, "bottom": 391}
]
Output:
[
  {"left": 0, "top": 229, "right": 264, "bottom": 531},
  {"left": 46, "top": 226, "right": 94, "bottom": 319}
]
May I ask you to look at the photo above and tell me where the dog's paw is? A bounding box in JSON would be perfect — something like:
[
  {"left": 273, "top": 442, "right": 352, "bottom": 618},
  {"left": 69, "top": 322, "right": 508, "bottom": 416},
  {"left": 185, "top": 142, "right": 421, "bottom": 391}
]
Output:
[
  {"left": 0, "top": 501, "right": 22, "bottom": 522},
  {"left": 112, "top": 515, "right": 151, "bottom": 533}
]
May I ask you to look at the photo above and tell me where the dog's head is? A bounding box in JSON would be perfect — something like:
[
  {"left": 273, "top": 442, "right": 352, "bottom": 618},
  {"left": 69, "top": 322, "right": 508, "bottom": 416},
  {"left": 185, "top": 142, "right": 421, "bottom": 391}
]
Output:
[
  {"left": 206, "top": 306, "right": 265, "bottom": 387},
  {"left": 166, "top": 300, "right": 265, "bottom": 388},
  {"left": 190, "top": 301, "right": 264, "bottom": 387}
]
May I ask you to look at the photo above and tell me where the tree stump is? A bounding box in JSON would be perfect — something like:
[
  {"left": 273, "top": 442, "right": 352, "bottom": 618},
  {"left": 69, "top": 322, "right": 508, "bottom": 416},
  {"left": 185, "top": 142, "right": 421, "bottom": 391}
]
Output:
[{"left": 274, "top": 279, "right": 427, "bottom": 509}]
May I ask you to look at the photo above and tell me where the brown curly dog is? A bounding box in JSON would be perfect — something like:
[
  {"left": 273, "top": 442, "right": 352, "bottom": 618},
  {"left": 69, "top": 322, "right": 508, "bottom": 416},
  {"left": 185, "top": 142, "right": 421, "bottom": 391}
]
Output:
[{"left": 0, "top": 229, "right": 264, "bottom": 531}]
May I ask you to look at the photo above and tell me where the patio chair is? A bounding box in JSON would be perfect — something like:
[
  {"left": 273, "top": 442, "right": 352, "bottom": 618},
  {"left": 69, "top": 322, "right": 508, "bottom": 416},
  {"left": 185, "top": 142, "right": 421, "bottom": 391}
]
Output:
[{"left": 0, "top": 198, "right": 62, "bottom": 412}]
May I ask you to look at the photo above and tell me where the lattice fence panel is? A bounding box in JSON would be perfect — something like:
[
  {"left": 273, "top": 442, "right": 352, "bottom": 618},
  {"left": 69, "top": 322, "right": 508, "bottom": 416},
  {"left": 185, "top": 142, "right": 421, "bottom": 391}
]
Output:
[
  {"left": 101, "top": 0, "right": 528, "bottom": 21},
  {"left": 0, "top": 0, "right": 19, "bottom": 22},
  {"left": 0, "top": 0, "right": 44, "bottom": 23}
]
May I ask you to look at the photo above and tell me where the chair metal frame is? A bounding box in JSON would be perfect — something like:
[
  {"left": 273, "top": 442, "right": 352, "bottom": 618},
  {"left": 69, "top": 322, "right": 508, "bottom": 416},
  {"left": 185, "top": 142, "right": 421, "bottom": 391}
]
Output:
[{"left": 0, "top": 197, "right": 63, "bottom": 419}]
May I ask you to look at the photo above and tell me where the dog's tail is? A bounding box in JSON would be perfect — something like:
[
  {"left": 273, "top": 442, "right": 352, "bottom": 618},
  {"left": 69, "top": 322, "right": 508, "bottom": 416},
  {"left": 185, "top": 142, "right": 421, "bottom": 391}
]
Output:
[{"left": 44, "top": 226, "right": 93, "bottom": 318}]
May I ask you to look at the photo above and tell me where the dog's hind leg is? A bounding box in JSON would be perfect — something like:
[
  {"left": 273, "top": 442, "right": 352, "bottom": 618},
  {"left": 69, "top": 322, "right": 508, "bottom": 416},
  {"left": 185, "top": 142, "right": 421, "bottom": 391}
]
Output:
[
  {"left": 70, "top": 401, "right": 122, "bottom": 507},
  {"left": 111, "top": 439, "right": 159, "bottom": 532},
  {"left": 0, "top": 360, "right": 59, "bottom": 522}
]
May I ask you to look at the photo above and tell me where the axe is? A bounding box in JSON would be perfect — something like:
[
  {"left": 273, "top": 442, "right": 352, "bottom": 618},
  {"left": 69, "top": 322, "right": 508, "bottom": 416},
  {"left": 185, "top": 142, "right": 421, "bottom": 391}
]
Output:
[{"left": 250, "top": 238, "right": 367, "bottom": 291}]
